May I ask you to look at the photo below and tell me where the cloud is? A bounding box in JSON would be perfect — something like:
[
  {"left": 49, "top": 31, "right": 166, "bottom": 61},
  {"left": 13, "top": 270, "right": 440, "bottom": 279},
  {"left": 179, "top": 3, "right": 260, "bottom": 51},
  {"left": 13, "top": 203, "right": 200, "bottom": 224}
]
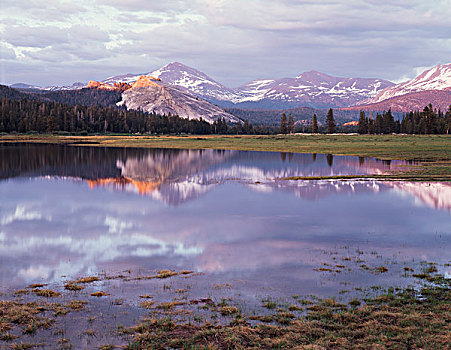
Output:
[
  {"left": 0, "top": 43, "right": 16, "bottom": 60},
  {"left": 0, "top": 0, "right": 450, "bottom": 86},
  {"left": 1, "top": 205, "right": 49, "bottom": 225},
  {"left": 2, "top": 24, "right": 110, "bottom": 48},
  {"left": 95, "top": 0, "right": 191, "bottom": 13},
  {"left": 3, "top": 26, "right": 69, "bottom": 48}
]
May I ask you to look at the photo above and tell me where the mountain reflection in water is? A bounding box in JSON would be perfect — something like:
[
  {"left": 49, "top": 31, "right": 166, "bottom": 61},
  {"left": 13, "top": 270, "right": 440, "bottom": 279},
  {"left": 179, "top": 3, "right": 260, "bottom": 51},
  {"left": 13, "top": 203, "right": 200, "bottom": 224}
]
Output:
[
  {"left": 1, "top": 143, "right": 446, "bottom": 209},
  {"left": 0, "top": 143, "right": 449, "bottom": 294}
]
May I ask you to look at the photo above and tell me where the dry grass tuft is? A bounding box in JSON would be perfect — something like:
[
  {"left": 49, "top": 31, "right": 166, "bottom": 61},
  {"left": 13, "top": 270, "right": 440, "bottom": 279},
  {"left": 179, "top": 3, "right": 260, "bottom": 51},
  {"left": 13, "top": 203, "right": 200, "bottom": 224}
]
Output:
[
  {"left": 156, "top": 270, "right": 179, "bottom": 279},
  {"left": 32, "top": 289, "right": 61, "bottom": 298},
  {"left": 67, "top": 300, "right": 87, "bottom": 310},
  {"left": 139, "top": 294, "right": 153, "bottom": 299},
  {"left": 219, "top": 306, "right": 239, "bottom": 316},
  {"left": 139, "top": 301, "right": 155, "bottom": 309},
  {"left": 26, "top": 284, "right": 46, "bottom": 289},
  {"left": 64, "top": 282, "right": 84, "bottom": 291},
  {"left": 73, "top": 276, "right": 99, "bottom": 284}
]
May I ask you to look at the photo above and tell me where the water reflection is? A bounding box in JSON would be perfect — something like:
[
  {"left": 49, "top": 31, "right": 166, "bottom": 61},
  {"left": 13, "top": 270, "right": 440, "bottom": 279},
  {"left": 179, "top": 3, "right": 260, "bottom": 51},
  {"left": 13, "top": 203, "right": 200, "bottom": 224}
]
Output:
[
  {"left": 0, "top": 144, "right": 449, "bottom": 296},
  {"left": 0, "top": 143, "right": 401, "bottom": 181},
  {"left": 0, "top": 143, "right": 420, "bottom": 206}
]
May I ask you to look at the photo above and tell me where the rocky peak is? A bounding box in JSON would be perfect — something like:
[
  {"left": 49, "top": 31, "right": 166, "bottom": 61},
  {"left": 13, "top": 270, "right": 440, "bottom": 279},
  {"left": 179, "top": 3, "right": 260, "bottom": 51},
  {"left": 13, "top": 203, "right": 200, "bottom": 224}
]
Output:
[
  {"left": 87, "top": 80, "right": 131, "bottom": 92},
  {"left": 87, "top": 80, "right": 117, "bottom": 91},
  {"left": 131, "top": 75, "right": 162, "bottom": 89}
]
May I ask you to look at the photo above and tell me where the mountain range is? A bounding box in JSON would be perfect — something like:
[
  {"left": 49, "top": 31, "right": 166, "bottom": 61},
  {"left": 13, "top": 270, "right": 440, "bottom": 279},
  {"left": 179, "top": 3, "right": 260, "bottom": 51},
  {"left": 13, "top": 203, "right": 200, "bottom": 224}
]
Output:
[
  {"left": 9, "top": 62, "right": 451, "bottom": 112},
  {"left": 102, "top": 62, "right": 394, "bottom": 109}
]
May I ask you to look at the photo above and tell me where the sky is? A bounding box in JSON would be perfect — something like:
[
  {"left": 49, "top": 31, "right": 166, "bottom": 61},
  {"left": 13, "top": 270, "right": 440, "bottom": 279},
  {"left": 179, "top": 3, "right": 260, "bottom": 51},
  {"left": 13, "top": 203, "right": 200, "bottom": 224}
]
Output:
[{"left": 0, "top": 0, "right": 450, "bottom": 87}]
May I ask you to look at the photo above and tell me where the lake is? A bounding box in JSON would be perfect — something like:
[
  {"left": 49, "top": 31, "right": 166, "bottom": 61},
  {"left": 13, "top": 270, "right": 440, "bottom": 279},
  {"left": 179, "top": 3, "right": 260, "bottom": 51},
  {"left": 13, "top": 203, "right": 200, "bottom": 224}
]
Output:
[
  {"left": 1, "top": 143, "right": 450, "bottom": 347},
  {"left": 1, "top": 143, "right": 449, "bottom": 295}
]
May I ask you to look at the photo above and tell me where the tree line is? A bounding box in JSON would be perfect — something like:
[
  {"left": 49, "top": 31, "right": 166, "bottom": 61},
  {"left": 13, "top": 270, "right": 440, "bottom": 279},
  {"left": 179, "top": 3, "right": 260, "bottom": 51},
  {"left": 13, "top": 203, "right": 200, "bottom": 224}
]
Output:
[
  {"left": 357, "top": 104, "right": 451, "bottom": 134},
  {"left": 0, "top": 96, "right": 275, "bottom": 135},
  {"left": 279, "top": 105, "right": 451, "bottom": 134},
  {"left": 279, "top": 108, "right": 336, "bottom": 133},
  {"left": 2, "top": 92, "right": 450, "bottom": 136},
  {"left": 0, "top": 97, "right": 218, "bottom": 134}
]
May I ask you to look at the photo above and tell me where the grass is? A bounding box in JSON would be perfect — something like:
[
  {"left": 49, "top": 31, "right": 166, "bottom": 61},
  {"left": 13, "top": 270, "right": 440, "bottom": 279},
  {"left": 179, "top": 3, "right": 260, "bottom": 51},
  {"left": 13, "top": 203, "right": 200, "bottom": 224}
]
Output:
[
  {"left": 0, "top": 300, "right": 77, "bottom": 340},
  {"left": 31, "top": 289, "right": 61, "bottom": 298},
  {"left": 139, "top": 301, "right": 155, "bottom": 309},
  {"left": 1, "top": 134, "right": 449, "bottom": 160},
  {"left": 156, "top": 270, "right": 179, "bottom": 279},
  {"left": 64, "top": 281, "right": 84, "bottom": 291},
  {"left": 73, "top": 276, "right": 99, "bottom": 284},
  {"left": 1, "top": 266, "right": 449, "bottom": 349},
  {"left": 126, "top": 285, "right": 450, "bottom": 349},
  {"left": 219, "top": 306, "right": 239, "bottom": 316},
  {"left": 2, "top": 134, "right": 450, "bottom": 180}
]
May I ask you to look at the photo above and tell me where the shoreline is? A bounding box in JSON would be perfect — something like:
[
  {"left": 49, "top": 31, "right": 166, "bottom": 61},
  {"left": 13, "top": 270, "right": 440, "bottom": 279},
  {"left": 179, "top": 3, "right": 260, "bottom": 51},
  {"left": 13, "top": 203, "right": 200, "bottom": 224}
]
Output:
[
  {"left": 1, "top": 134, "right": 450, "bottom": 159},
  {"left": 1, "top": 134, "right": 450, "bottom": 181}
]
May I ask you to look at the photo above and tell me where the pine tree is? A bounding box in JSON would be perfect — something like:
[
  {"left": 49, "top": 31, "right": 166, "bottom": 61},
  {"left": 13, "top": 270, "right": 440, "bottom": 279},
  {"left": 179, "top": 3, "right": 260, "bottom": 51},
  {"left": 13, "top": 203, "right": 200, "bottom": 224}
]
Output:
[
  {"left": 382, "top": 109, "right": 395, "bottom": 134},
  {"left": 288, "top": 114, "right": 294, "bottom": 134},
  {"left": 236, "top": 120, "right": 242, "bottom": 134},
  {"left": 311, "top": 114, "right": 318, "bottom": 133},
  {"left": 326, "top": 108, "right": 335, "bottom": 133},
  {"left": 446, "top": 105, "right": 451, "bottom": 134},
  {"left": 280, "top": 113, "right": 287, "bottom": 134},
  {"left": 375, "top": 114, "right": 383, "bottom": 134},
  {"left": 368, "top": 117, "right": 374, "bottom": 134},
  {"left": 358, "top": 110, "right": 368, "bottom": 134},
  {"left": 46, "top": 115, "right": 58, "bottom": 134},
  {"left": 244, "top": 119, "right": 249, "bottom": 134}
]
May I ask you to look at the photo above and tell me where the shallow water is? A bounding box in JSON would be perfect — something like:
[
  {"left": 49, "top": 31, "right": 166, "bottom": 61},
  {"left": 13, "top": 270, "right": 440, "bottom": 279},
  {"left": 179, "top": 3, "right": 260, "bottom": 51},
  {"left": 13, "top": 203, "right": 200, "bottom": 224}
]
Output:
[{"left": 0, "top": 144, "right": 450, "bottom": 297}]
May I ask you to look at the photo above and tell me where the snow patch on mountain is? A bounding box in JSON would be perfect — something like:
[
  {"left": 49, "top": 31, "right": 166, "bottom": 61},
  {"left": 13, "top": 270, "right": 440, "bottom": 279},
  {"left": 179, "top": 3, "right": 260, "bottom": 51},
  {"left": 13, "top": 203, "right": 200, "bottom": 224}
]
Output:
[
  {"left": 10, "top": 62, "right": 398, "bottom": 109},
  {"left": 372, "top": 63, "right": 451, "bottom": 103},
  {"left": 99, "top": 63, "right": 393, "bottom": 109}
]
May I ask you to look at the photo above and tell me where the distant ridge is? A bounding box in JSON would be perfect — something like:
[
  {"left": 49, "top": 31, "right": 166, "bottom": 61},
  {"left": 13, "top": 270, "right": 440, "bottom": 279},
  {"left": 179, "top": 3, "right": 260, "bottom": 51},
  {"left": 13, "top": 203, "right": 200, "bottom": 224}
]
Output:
[{"left": 343, "top": 90, "right": 451, "bottom": 112}]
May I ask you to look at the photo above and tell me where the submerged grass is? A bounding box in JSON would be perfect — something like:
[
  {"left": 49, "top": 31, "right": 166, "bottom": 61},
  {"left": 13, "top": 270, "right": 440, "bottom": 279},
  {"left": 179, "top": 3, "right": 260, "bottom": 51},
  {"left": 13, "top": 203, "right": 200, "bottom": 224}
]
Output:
[
  {"left": 1, "top": 264, "right": 449, "bottom": 349},
  {"left": 127, "top": 285, "right": 450, "bottom": 349}
]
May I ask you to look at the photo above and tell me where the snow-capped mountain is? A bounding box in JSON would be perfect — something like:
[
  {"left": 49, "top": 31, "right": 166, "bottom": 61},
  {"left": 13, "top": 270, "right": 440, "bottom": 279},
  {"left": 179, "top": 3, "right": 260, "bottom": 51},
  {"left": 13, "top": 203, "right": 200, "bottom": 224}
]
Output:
[
  {"left": 150, "top": 62, "right": 239, "bottom": 102},
  {"left": 233, "top": 71, "right": 393, "bottom": 109},
  {"left": 371, "top": 63, "right": 451, "bottom": 103},
  {"left": 101, "top": 62, "right": 394, "bottom": 109},
  {"left": 103, "top": 62, "right": 239, "bottom": 103}
]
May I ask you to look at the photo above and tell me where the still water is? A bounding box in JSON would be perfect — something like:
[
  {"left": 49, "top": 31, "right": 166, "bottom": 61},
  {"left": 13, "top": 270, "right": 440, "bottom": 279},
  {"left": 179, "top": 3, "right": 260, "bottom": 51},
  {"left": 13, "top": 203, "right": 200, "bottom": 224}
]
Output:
[{"left": 0, "top": 143, "right": 450, "bottom": 298}]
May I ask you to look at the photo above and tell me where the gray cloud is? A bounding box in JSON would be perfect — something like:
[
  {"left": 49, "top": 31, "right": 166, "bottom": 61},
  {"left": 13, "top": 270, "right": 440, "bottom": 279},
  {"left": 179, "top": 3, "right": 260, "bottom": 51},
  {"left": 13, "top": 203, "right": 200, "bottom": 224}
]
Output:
[
  {"left": 2, "top": 24, "right": 109, "bottom": 49},
  {"left": 95, "top": 0, "right": 191, "bottom": 13},
  {"left": 0, "top": 0, "right": 450, "bottom": 86},
  {"left": 0, "top": 43, "right": 16, "bottom": 60}
]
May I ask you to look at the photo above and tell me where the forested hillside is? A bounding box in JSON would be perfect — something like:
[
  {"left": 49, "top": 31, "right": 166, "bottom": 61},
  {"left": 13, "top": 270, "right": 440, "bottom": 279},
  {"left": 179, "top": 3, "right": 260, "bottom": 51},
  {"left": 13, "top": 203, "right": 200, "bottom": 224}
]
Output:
[
  {"left": 0, "top": 96, "right": 223, "bottom": 134},
  {"left": 0, "top": 84, "right": 121, "bottom": 107}
]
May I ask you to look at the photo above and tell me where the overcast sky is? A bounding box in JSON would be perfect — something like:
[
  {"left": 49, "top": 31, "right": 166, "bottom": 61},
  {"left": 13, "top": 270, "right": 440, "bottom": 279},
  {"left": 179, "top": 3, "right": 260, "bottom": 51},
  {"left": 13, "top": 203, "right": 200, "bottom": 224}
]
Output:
[{"left": 1, "top": 0, "right": 450, "bottom": 87}]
